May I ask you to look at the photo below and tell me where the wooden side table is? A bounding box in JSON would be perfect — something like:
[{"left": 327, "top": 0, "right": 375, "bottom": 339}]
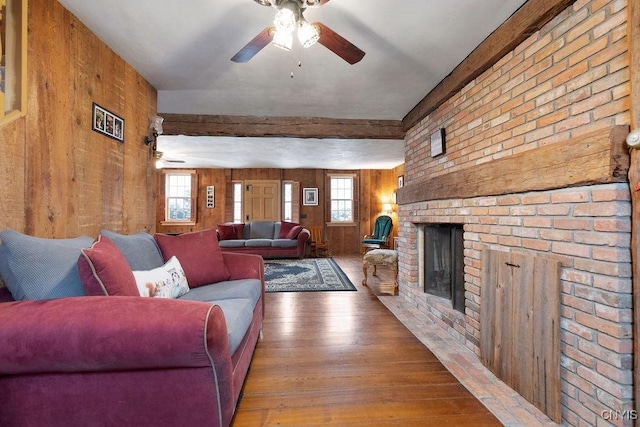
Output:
[{"left": 362, "top": 249, "right": 399, "bottom": 295}]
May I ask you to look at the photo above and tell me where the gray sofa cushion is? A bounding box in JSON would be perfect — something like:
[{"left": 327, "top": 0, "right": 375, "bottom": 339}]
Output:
[
  {"left": 245, "top": 239, "right": 273, "bottom": 247},
  {"left": 271, "top": 239, "right": 298, "bottom": 248},
  {"left": 101, "top": 230, "right": 164, "bottom": 270},
  {"left": 249, "top": 221, "right": 275, "bottom": 239},
  {"left": 0, "top": 229, "right": 94, "bottom": 300},
  {"left": 212, "top": 298, "right": 255, "bottom": 355},
  {"left": 178, "top": 279, "right": 261, "bottom": 308},
  {"left": 218, "top": 240, "right": 246, "bottom": 248},
  {"left": 179, "top": 279, "right": 260, "bottom": 355}
]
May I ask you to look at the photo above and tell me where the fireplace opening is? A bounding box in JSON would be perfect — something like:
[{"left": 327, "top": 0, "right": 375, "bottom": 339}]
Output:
[{"left": 423, "top": 224, "right": 465, "bottom": 313}]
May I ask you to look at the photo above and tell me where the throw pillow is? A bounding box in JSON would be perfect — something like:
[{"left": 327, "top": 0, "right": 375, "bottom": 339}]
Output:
[
  {"left": 77, "top": 236, "right": 139, "bottom": 297},
  {"left": 154, "top": 229, "right": 231, "bottom": 288},
  {"left": 132, "top": 256, "right": 190, "bottom": 298},
  {"left": 100, "top": 230, "right": 164, "bottom": 271},
  {"left": 217, "top": 224, "right": 237, "bottom": 241},
  {"left": 0, "top": 229, "right": 94, "bottom": 300},
  {"left": 234, "top": 223, "right": 245, "bottom": 239},
  {"left": 279, "top": 221, "right": 300, "bottom": 238},
  {"left": 286, "top": 225, "right": 303, "bottom": 239}
]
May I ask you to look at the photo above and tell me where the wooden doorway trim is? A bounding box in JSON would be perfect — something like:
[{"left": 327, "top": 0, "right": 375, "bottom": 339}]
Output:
[{"left": 628, "top": 0, "right": 640, "bottom": 413}]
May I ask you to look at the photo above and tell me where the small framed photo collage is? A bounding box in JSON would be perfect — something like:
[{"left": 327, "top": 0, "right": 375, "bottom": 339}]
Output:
[{"left": 92, "top": 103, "right": 124, "bottom": 142}]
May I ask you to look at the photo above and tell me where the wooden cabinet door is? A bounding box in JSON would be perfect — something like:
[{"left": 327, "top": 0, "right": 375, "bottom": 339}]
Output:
[{"left": 480, "top": 249, "right": 561, "bottom": 423}]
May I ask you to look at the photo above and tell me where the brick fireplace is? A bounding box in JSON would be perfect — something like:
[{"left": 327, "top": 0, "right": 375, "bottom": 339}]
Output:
[
  {"left": 400, "top": 183, "right": 631, "bottom": 421},
  {"left": 395, "top": 1, "right": 634, "bottom": 424},
  {"left": 420, "top": 223, "right": 465, "bottom": 313}
]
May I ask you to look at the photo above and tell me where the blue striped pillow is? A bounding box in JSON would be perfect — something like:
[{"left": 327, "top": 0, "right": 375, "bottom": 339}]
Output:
[{"left": 0, "top": 229, "right": 94, "bottom": 300}]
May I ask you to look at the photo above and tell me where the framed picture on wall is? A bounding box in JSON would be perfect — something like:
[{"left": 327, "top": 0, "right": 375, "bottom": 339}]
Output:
[
  {"left": 397, "top": 175, "right": 404, "bottom": 188},
  {"left": 430, "top": 128, "right": 446, "bottom": 157},
  {"left": 92, "top": 103, "right": 124, "bottom": 143},
  {"left": 303, "top": 188, "right": 318, "bottom": 206}
]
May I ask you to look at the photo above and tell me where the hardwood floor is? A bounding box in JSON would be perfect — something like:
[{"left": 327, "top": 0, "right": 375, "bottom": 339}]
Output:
[{"left": 231, "top": 256, "right": 501, "bottom": 426}]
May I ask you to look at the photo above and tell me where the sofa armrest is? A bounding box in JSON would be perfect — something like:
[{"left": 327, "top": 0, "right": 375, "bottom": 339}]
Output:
[
  {"left": 297, "top": 229, "right": 310, "bottom": 258},
  {"left": 222, "top": 252, "right": 264, "bottom": 282},
  {"left": 0, "top": 296, "right": 232, "bottom": 377},
  {"left": 222, "top": 252, "right": 265, "bottom": 318}
]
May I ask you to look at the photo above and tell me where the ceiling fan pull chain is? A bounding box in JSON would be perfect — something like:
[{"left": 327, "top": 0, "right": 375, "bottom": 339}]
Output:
[{"left": 290, "top": 49, "right": 303, "bottom": 78}]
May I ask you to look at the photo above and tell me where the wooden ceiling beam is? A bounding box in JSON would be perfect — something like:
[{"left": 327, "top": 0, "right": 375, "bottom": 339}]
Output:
[
  {"left": 402, "top": 0, "right": 577, "bottom": 131},
  {"left": 160, "top": 114, "right": 405, "bottom": 140}
]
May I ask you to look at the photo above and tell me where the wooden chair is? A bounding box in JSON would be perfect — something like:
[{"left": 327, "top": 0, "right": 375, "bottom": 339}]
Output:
[{"left": 308, "top": 225, "right": 330, "bottom": 257}]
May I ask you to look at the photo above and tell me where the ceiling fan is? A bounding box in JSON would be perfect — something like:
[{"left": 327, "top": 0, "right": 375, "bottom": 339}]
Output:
[{"left": 231, "top": 0, "right": 365, "bottom": 65}]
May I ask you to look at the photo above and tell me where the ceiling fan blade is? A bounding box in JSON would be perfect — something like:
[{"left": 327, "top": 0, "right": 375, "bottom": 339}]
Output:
[
  {"left": 314, "top": 22, "right": 365, "bottom": 65},
  {"left": 231, "top": 27, "right": 275, "bottom": 63},
  {"left": 252, "top": 0, "right": 272, "bottom": 6}
]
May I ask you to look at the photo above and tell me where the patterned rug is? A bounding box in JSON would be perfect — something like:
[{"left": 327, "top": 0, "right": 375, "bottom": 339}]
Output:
[{"left": 264, "top": 258, "right": 357, "bottom": 293}]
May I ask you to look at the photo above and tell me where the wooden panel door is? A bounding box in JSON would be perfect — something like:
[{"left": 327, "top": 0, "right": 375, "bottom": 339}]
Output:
[
  {"left": 480, "top": 249, "right": 561, "bottom": 423},
  {"left": 244, "top": 180, "right": 280, "bottom": 221}
]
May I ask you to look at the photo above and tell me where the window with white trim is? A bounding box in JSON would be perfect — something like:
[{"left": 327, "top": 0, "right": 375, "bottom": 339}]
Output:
[
  {"left": 283, "top": 182, "right": 293, "bottom": 222},
  {"left": 232, "top": 182, "right": 243, "bottom": 223},
  {"left": 164, "top": 171, "right": 196, "bottom": 223},
  {"left": 330, "top": 176, "right": 354, "bottom": 222}
]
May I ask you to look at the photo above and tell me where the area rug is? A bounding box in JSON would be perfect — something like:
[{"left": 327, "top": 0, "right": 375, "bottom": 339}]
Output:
[{"left": 264, "top": 258, "right": 357, "bottom": 293}]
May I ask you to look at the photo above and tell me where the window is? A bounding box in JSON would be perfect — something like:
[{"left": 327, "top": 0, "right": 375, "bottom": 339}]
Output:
[
  {"left": 330, "top": 176, "right": 354, "bottom": 223},
  {"left": 164, "top": 171, "right": 196, "bottom": 223},
  {"left": 232, "top": 181, "right": 243, "bottom": 223},
  {"left": 283, "top": 182, "right": 293, "bottom": 222},
  {"left": 0, "top": 0, "right": 27, "bottom": 125}
]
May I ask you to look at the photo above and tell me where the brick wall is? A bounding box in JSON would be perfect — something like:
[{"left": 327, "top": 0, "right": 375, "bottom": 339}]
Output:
[{"left": 398, "top": 1, "right": 633, "bottom": 425}]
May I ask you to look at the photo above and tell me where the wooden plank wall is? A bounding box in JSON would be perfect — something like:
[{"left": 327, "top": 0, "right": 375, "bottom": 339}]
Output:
[
  {"left": 0, "top": 0, "right": 157, "bottom": 239},
  {"left": 481, "top": 249, "right": 561, "bottom": 422},
  {"left": 157, "top": 167, "right": 400, "bottom": 255},
  {"left": 0, "top": 117, "right": 26, "bottom": 232}
]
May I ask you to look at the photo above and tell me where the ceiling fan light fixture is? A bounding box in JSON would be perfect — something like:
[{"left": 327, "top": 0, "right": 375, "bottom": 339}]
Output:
[
  {"left": 232, "top": 0, "right": 365, "bottom": 64},
  {"left": 272, "top": 28, "right": 293, "bottom": 51},
  {"left": 298, "top": 21, "right": 320, "bottom": 48},
  {"left": 273, "top": 8, "right": 296, "bottom": 33}
]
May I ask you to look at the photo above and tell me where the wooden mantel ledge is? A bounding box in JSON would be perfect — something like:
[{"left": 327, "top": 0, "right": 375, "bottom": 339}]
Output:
[
  {"left": 160, "top": 114, "right": 405, "bottom": 140},
  {"left": 397, "top": 125, "right": 630, "bottom": 205}
]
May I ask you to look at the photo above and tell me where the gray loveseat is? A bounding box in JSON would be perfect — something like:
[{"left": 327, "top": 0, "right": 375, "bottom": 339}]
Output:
[{"left": 217, "top": 221, "right": 309, "bottom": 259}]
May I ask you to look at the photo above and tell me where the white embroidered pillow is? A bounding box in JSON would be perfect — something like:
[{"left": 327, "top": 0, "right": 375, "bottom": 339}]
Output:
[{"left": 132, "top": 256, "right": 189, "bottom": 298}]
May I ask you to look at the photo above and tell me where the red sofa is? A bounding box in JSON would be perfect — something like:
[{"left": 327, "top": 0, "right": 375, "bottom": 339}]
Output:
[
  {"left": 0, "top": 229, "right": 264, "bottom": 427},
  {"left": 218, "top": 221, "right": 309, "bottom": 259}
]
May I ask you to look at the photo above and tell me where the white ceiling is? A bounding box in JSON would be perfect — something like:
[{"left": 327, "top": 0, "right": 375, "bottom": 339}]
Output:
[
  {"left": 155, "top": 136, "right": 405, "bottom": 169},
  {"left": 57, "top": 0, "right": 528, "bottom": 169}
]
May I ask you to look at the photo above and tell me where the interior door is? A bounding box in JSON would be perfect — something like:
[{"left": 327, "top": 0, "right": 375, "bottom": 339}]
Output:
[{"left": 244, "top": 180, "right": 280, "bottom": 221}]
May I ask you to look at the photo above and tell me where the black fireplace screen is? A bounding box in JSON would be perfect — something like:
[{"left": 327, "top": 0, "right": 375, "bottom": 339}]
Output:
[{"left": 423, "top": 224, "right": 465, "bottom": 313}]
